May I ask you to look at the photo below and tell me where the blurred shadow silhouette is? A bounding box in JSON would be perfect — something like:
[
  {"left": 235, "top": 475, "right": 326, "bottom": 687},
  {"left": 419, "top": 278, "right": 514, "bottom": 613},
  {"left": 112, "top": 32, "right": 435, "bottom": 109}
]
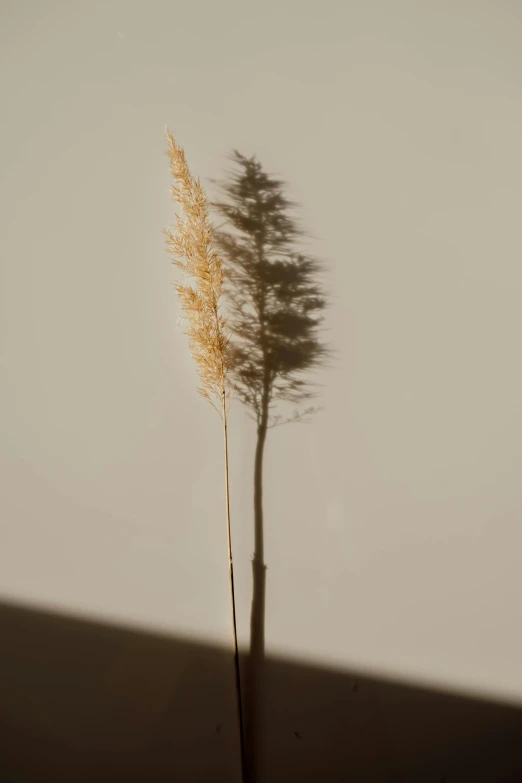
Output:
[
  {"left": 1, "top": 598, "right": 522, "bottom": 782},
  {"left": 211, "top": 152, "right": 329, "bottom": 781}
]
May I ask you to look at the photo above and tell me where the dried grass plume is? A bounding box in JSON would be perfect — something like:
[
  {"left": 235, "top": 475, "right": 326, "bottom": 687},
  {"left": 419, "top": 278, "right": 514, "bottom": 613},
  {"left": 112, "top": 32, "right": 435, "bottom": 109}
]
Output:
[
  {"left": 163, "top": 127, "right": 230, "bottom": 413},
  {"left": 162, "top": 128, "right": 247, "bottom": 781}
]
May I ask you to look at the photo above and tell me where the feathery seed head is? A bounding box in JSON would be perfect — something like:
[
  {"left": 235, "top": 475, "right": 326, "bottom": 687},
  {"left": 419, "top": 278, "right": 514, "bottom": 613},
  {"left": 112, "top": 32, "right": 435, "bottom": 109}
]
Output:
[{"left": 164, "top": 128, "right": 231, "bottom": 410}]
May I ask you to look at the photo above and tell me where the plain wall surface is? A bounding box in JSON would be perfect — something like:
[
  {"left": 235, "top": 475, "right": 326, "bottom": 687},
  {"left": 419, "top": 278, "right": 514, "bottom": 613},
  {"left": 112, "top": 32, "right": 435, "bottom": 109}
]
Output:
[{"left": 2, "top": 0, "right": 522, "bottom": 735}]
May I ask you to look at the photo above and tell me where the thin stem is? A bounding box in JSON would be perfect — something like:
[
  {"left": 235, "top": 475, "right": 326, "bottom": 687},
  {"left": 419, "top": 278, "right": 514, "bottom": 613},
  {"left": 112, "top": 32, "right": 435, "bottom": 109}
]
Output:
[{"left": 223, "top": 390, "right": 248, "bottom": 783}]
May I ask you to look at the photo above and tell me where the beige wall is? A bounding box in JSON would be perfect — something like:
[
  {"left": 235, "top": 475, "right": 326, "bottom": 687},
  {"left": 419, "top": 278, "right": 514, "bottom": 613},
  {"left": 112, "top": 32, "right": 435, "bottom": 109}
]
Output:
[{"left": 2, "top": 0, "right": 522, "bottom": 711}]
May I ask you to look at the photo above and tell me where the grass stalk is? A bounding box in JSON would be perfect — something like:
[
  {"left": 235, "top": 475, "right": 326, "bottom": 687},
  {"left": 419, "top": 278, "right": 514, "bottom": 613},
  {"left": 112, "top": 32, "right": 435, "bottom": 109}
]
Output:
[{"left": 163, "top": 128, "right": 247, "bottom": 782}]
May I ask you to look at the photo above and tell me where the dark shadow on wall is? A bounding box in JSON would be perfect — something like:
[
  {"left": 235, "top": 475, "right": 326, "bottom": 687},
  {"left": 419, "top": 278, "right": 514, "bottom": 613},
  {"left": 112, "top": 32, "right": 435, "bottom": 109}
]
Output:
[
  {"left": 1, "top": 599, "right": 522, "bottom": 782},
  {"left": 211, "top": 153, "right": 330, "bottom": 779}
]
